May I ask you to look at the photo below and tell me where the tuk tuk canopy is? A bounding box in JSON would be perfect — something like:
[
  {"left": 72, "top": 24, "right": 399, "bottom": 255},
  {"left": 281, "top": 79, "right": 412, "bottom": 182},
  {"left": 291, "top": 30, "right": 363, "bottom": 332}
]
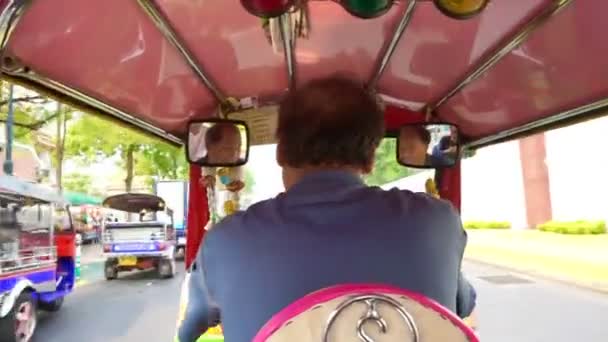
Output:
[{"left": 103, "top": 193, "right": 167, "bottom": 213}]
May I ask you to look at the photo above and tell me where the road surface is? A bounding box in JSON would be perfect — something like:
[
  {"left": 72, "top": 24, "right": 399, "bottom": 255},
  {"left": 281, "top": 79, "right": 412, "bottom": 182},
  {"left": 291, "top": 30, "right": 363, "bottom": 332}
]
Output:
[{"left": 35, "top": 261, "right": 608, "bottom": 341}]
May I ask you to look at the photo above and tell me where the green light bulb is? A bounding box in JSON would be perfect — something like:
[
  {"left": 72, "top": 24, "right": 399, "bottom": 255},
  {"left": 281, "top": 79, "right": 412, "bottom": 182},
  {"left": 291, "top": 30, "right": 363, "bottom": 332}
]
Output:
[{"left": 341, "top": 0, "right": 393, "bottom": 19}]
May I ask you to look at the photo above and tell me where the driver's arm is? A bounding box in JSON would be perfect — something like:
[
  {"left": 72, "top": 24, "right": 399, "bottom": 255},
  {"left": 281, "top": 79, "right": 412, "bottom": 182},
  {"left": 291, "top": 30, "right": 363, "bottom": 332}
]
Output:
[
  {"left": 456, "top": 226, "right": 477, "bottom": 319},
  {"left": 456, "top": 272, "right": 477, "bottom": 318},
  {"left": 177, "top": 247, "right": 220, "bottom": 342}
]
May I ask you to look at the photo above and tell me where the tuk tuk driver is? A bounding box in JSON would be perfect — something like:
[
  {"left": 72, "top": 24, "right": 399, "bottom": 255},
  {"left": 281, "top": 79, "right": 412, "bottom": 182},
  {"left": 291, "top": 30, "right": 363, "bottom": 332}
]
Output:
[
  {"left": 178, "top": 75, "right": 477, "bottom": 342},
  {"left": 197, "top": 122, "right": 246, "bottom": 193},
  {"left": 433, "top": 125, "right": 459, "bottom": 164},
  {"left": 196, "top": 122, "right": 243, "bottom": 165}
]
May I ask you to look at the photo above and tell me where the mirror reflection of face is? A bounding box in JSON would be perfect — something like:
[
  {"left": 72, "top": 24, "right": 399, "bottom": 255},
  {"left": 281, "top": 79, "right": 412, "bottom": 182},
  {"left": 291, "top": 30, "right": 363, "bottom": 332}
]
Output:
[
  {"left": 449, "top": 125, "right": 457, "bottom": 142},
  {"left": 399, "top": 126, "right": 430, "bottom": 166},
  {"left": 205, "top": 123, "right": 243, "bottom": 164}
]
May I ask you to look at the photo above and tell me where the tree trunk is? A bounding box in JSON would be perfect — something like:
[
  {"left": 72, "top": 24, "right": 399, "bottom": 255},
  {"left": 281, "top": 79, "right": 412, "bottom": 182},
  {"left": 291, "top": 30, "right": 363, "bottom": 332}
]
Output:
[
  {"left": 125, "top": 144, "right": 135, "bottom": 192},
  {"left": 171, "top": 154, "right": 178, "bottom": 179},
  {"left": 55, "top": 103, "right": 63, "bottom": 191}
]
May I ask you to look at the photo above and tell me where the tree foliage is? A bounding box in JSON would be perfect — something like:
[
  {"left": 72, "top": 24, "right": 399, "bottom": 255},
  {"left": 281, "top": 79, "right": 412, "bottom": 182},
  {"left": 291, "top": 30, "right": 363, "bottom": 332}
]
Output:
[
  {"left": 137, "top": 142, "right": 189, "bottom": 180},
  {"left": 0, "top": 83, "right": 190, "bottom": 194},
  {"left": 65, "top": 114, "right": 189, "bottom": 192},
  {"left": 53, "top": 103, "right": 76, "bottom": 190},
  {"left": 63, "top": 172, "right": 93, "bottom": 194},
  {"left": 364, "top": 138, "right": 412, "bottom": 186},
  {"left": 0, "top": 83, "right": 53, "bottom": 144}
]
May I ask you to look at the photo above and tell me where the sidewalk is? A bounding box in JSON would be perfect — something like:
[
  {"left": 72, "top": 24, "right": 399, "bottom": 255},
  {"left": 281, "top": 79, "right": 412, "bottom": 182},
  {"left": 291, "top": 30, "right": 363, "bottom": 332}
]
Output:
[
  {"left": 76, "top": 244, "right": 104, "bottom": 287},
  {"left": 464, "top": 229, "right": 608, "bottom": 293},
  {"left": 80, "top": 243, "right": 104, "bottom": 264}
]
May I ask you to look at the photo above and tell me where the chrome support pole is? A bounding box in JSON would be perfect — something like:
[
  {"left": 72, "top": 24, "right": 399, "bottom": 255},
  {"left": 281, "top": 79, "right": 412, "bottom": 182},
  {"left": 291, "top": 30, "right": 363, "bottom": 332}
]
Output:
[
  {"left": 0, "top": 1, "right": 182, "bottom": 144},
  {"left": 368, "top": 0, "right": 417, "bottom": 90},
  {"left": 0, "top": 0, "right": 31, "bottom": 51},
  {"left": 278, "top": 13, "right": 296, "bottom": 90},
  {"left": 3, "top": 70, "right": 182, "bottom": 144},
  {"left": 136, "top": 0, "right": 227, "bottom": 104},
  {"left": 466, "top": 97, "right": 608, "bottom": 149},
  {"left": 3, "top": 83, "right": 14, "bottom": 175},
  {"left": 428, "top": 0, "right": 574, "bottom": 112}
]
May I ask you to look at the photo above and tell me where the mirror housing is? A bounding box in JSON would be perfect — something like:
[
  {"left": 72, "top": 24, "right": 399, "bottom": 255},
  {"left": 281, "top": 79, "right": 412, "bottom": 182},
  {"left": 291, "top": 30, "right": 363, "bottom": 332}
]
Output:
[
  {"left": 186, "top": 119, "right": 250, "bottom": 167},
  {"left": 396, "top": 123, "right": 461, "bottom": 169}
]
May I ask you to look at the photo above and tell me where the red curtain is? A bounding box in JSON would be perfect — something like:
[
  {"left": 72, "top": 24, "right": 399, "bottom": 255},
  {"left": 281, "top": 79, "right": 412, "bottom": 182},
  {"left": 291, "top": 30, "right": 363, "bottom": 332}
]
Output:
[
  {"left": 185, "top": 164, "right": 209, "bottom": 269},
  {"left": 438, "top": 163, "right": 462, "bottom": 212}
]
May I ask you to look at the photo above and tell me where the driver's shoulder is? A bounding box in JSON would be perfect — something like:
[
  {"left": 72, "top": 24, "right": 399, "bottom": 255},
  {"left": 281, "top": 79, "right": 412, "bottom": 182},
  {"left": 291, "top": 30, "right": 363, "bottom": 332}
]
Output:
[
  {"left": 383, "top": 186, "right": 458, "bottom": 217},
  {"left": 203, "top": 198, "right": 276, "bottom": 242}
]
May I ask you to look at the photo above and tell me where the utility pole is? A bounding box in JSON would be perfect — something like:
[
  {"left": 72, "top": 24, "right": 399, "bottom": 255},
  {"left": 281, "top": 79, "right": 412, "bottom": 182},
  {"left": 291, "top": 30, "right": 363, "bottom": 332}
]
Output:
[
  {"left": 3, "top": 83, "right": 14, "bottom": 176},
  {"left": 56, "top": 102, "right": 63, "bottom": 191}
]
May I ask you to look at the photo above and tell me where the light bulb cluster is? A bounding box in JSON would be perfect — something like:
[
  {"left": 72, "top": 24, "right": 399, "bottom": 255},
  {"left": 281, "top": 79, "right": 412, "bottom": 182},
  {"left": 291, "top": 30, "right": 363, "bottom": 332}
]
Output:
[
  {"left": 239, "top": 0, "right": 489, "bottom": 20},
  {"left": 240, "top": 0, "right": 394, "bottom": 19},
  {"left": 433, "top": 0, "right": 489, "bottom": 20}
]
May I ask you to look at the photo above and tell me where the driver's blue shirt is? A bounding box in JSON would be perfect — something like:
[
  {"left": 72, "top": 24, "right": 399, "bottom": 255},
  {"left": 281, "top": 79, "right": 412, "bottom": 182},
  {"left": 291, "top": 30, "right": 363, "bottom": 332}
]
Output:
[{"left": 178, "top": 170, "right": 476, "bottom": 342}]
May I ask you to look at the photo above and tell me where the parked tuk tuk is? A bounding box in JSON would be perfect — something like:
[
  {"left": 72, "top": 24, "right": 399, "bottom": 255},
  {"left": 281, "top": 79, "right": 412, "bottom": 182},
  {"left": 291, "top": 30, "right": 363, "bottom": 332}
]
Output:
[
  {"left": 101, "top": 193, "right": 176, "bottom": 280},
  {"left": 0, "top": 176, "right": 76, "bottom": 342},
  {"left": 0, "top": 0, "right": 605, "bottom": 341}
]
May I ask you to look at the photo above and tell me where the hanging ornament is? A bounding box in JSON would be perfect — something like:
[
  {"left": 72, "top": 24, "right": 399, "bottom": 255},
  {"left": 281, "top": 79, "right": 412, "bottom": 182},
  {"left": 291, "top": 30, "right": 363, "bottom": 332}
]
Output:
[
  {"left": 339, "top": 0, "right": 393, "bottom": 19},
  {"left": 223, "top": 200, "right": 238, "bottom": 216},
  {"left": 241, "top": 0, "right": 296, "bottom": 18},
  {"left": 425, "top": 178, "right": 440, "bottom": 198},
  {"left": 433, "top": 0, "right": 489, "bottom": 20}
]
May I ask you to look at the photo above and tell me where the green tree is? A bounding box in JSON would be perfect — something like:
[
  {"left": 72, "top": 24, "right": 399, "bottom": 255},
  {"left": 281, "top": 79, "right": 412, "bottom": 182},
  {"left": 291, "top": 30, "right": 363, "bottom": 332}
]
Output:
[
  {"left": 63, "top": 172, "right": 93, "bottom": 194},
  {"left": 0, "top": 82, "right": 53, "bottom": 144},
  {"left": 53, "top": 103, "right": 76, "bottom": 191},
  {"left": 137, "top": 141, "right": 189, "bottom": 181},
  {"left": 364, "top": 138, "right": 413, "bottom": 186},
  {"left": 65, "top": 114, "right": 190, "bottom": 192},
  {"left": 65, "top": 115, "right": 157, "bottom": 192}
]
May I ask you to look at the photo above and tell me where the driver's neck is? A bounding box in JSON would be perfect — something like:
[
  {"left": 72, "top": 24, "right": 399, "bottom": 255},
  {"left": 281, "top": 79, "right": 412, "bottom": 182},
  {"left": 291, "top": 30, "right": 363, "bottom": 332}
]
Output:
[{"left": 282, "top": 165, "right": 363, "bottom": 191}]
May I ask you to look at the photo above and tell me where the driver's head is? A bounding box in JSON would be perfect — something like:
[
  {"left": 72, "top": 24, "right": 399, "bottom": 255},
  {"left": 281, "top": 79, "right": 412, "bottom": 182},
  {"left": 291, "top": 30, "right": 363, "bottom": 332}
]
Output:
[
  {"left": 205, "top": 122, "right": 242, "bottom": 164},
  {"left": 399, "top": 125, "right": 430, "bottom": 165},
  {"left": 276, "top": 75, "right": 384, "bottom": 187},
  {"left": 449, "top": 125, "right": 457, "bottom": 142}
]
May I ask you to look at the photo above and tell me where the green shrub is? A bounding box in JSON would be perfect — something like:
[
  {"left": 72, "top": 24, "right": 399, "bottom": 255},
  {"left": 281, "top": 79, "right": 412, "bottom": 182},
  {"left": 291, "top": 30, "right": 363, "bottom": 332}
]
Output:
[
  {"left": 537, "top": 220, "right": 606, "bottom": 235},
  {"left": 464, "top": 221, "right": 511, "bottom": 229}
]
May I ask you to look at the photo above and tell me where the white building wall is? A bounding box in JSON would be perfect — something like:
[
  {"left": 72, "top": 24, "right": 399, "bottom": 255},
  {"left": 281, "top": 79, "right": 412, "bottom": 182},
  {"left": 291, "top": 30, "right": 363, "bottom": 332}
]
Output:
[
  {"left": 384, "top": 116, "right": 608, "bottom": 227},
  {"left": 461, "top": 141, "right": 528, "bottom": 229},
  {"left": 545, "top": 116, "right": 608, "bottom": 222}
]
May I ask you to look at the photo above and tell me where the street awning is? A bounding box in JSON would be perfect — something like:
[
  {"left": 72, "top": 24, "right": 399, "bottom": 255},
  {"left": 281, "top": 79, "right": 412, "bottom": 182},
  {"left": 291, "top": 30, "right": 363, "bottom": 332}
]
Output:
[{"left": 64, "top": 191, "right": 102, "bottom": 206}]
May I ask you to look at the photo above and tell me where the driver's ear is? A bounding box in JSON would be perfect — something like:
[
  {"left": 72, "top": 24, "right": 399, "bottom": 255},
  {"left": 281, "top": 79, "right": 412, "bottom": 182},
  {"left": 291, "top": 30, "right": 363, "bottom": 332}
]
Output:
[
  {"left": 362, "top": 158, "right": 374, "bottom": 174},
  {"left": 276, "top": 142, "right": 285, "bottom": 167}
]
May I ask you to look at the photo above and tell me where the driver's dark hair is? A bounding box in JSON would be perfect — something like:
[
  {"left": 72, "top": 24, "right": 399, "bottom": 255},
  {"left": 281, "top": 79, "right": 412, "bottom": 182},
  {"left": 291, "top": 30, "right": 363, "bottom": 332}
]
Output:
[
  {"left": 205, "top": 122, "right": 239, "bottom": 147},
  {"left": 415, "top": 126, "right": 431, "bottom": 145},
  {"left": 276, "top": 75, "right": 385, "bottom": 168}
]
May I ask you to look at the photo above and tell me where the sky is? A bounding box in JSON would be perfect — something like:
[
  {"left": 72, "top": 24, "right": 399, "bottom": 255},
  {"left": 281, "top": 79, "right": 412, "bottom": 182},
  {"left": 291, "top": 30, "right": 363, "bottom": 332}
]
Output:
[{"left": 246, "top": 144, "right": 283, "bottom": 201}]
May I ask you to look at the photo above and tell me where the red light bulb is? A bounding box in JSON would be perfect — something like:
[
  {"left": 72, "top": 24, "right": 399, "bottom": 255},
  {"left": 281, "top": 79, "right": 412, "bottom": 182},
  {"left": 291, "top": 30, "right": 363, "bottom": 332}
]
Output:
[{"left": 241, "top": 0, "right": 296, "bottom": 18}]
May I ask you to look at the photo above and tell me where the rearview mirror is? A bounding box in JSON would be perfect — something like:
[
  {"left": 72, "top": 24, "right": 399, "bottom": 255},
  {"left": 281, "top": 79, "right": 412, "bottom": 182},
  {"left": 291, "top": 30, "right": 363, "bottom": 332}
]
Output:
[
  {"left": 186, "top": 119, "right": 250, "bottom": 167},
  {"left": 397, "top": 123, "right": 460, "bottom": 169}
]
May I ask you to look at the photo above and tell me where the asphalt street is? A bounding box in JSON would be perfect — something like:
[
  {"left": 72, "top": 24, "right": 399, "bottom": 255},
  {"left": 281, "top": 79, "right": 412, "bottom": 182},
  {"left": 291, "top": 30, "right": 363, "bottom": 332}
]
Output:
[{"left": 34, "top": 261, "right": 608, "bottom": 341}]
